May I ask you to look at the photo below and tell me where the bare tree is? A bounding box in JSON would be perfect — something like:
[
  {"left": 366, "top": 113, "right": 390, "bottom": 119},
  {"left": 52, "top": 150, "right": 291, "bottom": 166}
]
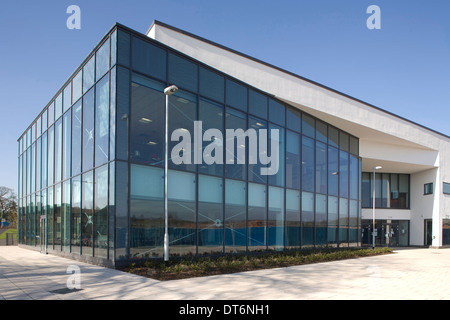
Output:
[{"left": 0, "top": 187, "right": 17, "bottom": 228}]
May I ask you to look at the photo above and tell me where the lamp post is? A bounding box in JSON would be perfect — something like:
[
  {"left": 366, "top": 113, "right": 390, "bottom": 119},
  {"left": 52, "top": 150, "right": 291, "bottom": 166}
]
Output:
[
  {"left": 372, "top": 166, "right": 382, "bottom": 249},
  {"left": 163, "top": 85, "right": 178, "bottom": 261}
]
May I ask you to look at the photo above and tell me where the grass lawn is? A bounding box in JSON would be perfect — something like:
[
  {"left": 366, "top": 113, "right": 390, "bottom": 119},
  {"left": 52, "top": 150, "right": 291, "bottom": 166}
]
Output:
[
  {"left": 0, "top": 228, "right": 18, "bottom": 240},
  {"left": 121, "top": 247, "right": 394, "bottom": 281}
]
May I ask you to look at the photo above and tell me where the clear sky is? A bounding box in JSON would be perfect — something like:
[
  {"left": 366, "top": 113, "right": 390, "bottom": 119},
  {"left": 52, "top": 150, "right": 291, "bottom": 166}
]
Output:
[{"left": 1, "top": 0, "right": 449, "bottom": 193}]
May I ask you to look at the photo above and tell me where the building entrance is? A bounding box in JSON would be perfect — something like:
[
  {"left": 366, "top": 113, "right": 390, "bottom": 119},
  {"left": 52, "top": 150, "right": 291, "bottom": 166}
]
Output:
[{"left": 361, "top": 220, "right": 409, "bottom": 247}]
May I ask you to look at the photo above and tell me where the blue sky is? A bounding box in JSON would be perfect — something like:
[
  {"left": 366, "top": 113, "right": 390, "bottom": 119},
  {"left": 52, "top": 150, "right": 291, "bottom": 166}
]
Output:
[{"left": 1, "top": 0, "right": 449, "bottom": 193}]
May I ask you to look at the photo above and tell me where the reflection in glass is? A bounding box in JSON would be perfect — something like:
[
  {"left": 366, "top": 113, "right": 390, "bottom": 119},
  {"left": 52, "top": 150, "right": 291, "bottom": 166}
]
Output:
[
  {"left": 268, "top": 186, "right": 284, "bottom": 250},
  {"left": 81, "top": 171, "right": 93, "bottom": 256},
  {"left": 248, "top": 89, "right": 266, "bottom": 119},
  {"left": 286, "top": 131, "right": 300, "bottom": 189},
  {"left": 71, "top": 176, "right": 81, "bottom": 254},
  {"left": 83, "top": 56, "right": 95, "bottom": 94},
  {"left": 94, "top": 165, "right": 108, "bottom": 258},
  {"left": 72, "top": 101, "right": 82, "bottom": 176},
  {"left": 248, "top": 183, "right": 266, "bottom": 251},
  {"left": 48, "top": 126, "right": 54, "bottom": 186},
  {"left": 63, "top": 112, "right": 71, "bottom": 180},
  {"left": 55, "top": 119, "right": 62, "bottom": 182},
  {"left": 96, "top": 38, "right": 110, "bottom": 81},
  {"left": 225, "top": 179, "right": 246, "bottom": 253},
  {"left": 302, "top": 191, "right": 314, "bottom": 247},
  {"left": 200, "top": 67, "right": 224, "bottom": 103},
  {"left": 95, "top": 75, "right": 110, "bottom": 166},
  {"left": 248, "top": 117, "right": 267, "bottom": 184},
  {"left": 62, "top": 180, "right": 71, "bottom": 252},
  {"left": 339, "top": 198, "right": 348, "bottom": 244},
  {"left": 227, "top": 80, "right": 247, "bottom": 112},
  {"left": 83, "top": 89, "right": 95, "bottom": 171},
  {"left": 168, "top": 170, "right": 196, "bottom": 256},
  {"left": 316, "top": 141, "right": 327, "bottom": 194},
  {"left": 130, "top": 165, "right": 164, "bottom": 258},
  {"left": 268, "top": 124, "right": 284, "bottom": 187},
  {"left": 302, "top": 136, "right": 314, "bottom": 192},
  {"left": 328, "top": 196, "right": 338, "bottom": 246},
  {"left": 198, "top": 175, "right": 223, "bottom": 255},
  {"left": 315, "top": 194, "right": 327, "bottom": 246},
  {"left": 286, "top": 189, "right": 300, "bottom": 248}
]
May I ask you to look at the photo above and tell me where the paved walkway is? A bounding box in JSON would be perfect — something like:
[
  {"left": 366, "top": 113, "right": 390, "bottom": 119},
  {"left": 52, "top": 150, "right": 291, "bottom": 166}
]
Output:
[{"left": 0, "top": 246, "right": 449, "bottom": 300}]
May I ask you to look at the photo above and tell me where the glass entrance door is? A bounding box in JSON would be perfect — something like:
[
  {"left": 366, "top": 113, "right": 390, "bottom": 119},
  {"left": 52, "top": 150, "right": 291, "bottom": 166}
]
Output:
[
  {"left": 39, "top": 215, "right": 47, "bottom": 254},
  {"left": 424, "top": 219, "right": 433, "bottom": 246}
]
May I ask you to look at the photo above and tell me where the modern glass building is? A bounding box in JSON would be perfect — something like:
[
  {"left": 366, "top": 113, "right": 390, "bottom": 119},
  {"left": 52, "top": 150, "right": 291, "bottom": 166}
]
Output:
[{"left": 18, "top": 21, "right": 450, "bottom": 267}]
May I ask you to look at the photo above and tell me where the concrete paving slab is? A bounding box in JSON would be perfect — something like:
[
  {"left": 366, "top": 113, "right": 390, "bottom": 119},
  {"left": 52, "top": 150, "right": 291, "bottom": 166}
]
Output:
[{"left": 0, "top": 246, "right": 450, "bottom": 301}]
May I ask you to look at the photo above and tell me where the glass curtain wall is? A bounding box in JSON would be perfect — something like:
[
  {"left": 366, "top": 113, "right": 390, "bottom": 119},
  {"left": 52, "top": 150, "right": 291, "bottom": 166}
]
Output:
[
  {"left": 18, "top": 25, "right": 361, "bottom": 264},
  {"left": 17, "top": 32, "right": 116, "bottom": 263}
]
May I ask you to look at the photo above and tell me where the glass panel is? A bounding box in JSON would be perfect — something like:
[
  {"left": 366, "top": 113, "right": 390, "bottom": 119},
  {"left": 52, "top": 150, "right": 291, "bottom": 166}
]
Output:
[
  {"left": 328, "top": 146, "right": 339, "bottom": 196},
  {"left": 130, "top": 165, "right": 164, "bottom": 259},
  {"left": 226, "top": 79, "right": 247, "bottom": 112},
  {"left": 225, "top": 108, "right": 247, "bottom": 180},
  {"left": 132, "top": 37, "right": 166, "bottom": 81},
  {"left": 225, "top": 179, "right": 246, "bottom": 253},
  {"left": 286, "top": 130, "right": 300, "bottom": 189},
  {"left": 81, "top": 171, "right": 94, "bottom": 256},
  {"left": 96, "top": 38, "right": 110, "bottom": 81},
  {"left": 268, "top": 99, "right": 285, "bottom": 126},
  {"left": 316, "top": 194, "right": 327, "bottom": 246},
  {"left": 168, "top": 170, "right": 196, "bottom": 256},
  {"left": 350, "top": 136, "right": 359, "bottom": 155},
  {"left": 301, "top": 191, "right": 314, "bottom": 246},
  {"left": 72, "top": 70, "right": 83, "bottom": 104},
  {"left": 111, "top": 30, "right": 117, "bottom": 67},
  {"left": 42, "top": 132, "right": 47, "bottom": 188},
  {"left": 71, "top": 176, "right": 81, "bottom": 254},
  {"left": 350, "top": 155, "right": 359, "bottom": 200},
  {"left": 286, "top": 108, "right": 301, "bottom": 133},
  {"left": 339, "top": 151, "right": 349, "bottom": 198},
  {"left": 54, "top": 119, "right": 62, "bottom": 182},
  {"left": 83, "top": 56, "right": 95, "bottom": 94},
  {"left": 316, "top": 121, "right": 327, "bottom": 143},
  {"left": 399, "top": 174, "right": 409, "bottom": 208},
  {"left": 286, "top": 189, "right": 300, "bottom": 248},
  {"left": 63, "top": 111, "right": 71, "bottom": 180},
  {"left": 200, "top": 67, "right": 224, "bottom": 103},
  {"left": 169, "top": 89, "right": 197, "bottom": 172},
  {"left": 248, "top": 89, "right": 266, "bottom": 119},
  {"left": 72, "top": 101, "right": 82, "bottom": 176},
  {"left": 349, "top": 199, "right": 358, "bottom": 244},
  {"left": 115, "top": 161, "right": 129, "bottom": 260},
  {"left": 47, "top": 187, "right": 54, "bottom": 248},
  {"left": 248, "top": 117, "right": 267, "bottom": 184},
  {"left": 31, "top": 143, "right": 35, "bottom": 194},
  {"left": 340, "top": 131, "right": 349, "bottom": 152},
  {"left": 248, "top": 183, "right": 266, "bottom": 251},
  {"left": 48, "top": 102, "right": 54, "bottom": 126},
  {"left": 381, "top": 173, "right": 390, "bottom": 207},
  {"left": 328, "top": 196, "right": 338, "bottom": 245},
  {"left": 82, "top": 88, "right": 95, "bottom": 171},
  {"left": 110, "top": 67, "right": 116, "bottom": 161},
  {"left": 95, "top": 75, "right": 110, "bottom": 166},
  {"left": 42, "top": 109, "right": 48, "bottom": 132},
  {"left": 63, "top": 83, "right": 72, "bottom": 112},
  {"left": 168, "top": 53, "right": 198, "bottom": 93},
  {"left": 55, "top": 93, "right": 63, "bottom": 121},
  {"left": 339, "top": 198, "right": 348, "bottom": 244},
  {"left": 36, "top": 115, "right": 41, "bottom": 138},
  {"left": 94, "top": 165, "right": 108, "bottom": 259},
  {"left": 316, "top": 141, "right": 327, "bottom": 194},
  {"left": 62, "top": 180, "right": 70, "bottom": 252},
  {"left": 116, "top": 67, "right": 130, "bottom": 161},
  {"left": 54, "top": 183, "right": 62, "bottom": 249},
  {"left": 301, "top": 136, "right": 314, "bottom": 192},
  {"left": 130, "top": 74, "right": 165, "bottom": 166},
  {"left": 268, "top": 186, "right": 284, "bottom": 250},
  {"left": 117, "top": 29, "right": 130, "bottom": 67},
  {"left": 328, "top": 126, "right": 339, "bottom": 148},
  {"left": 302, "top": 113, "right": 315, "bottom": 138},
  {"left": 108, "top": 162, "right": 115, "bottom": 260},
  {"left": 198, "top": 175, "right": 223, "bottom": 255},
  {"left": 199, "top": 99, "right": 224, "bottom": 176},
  {"left": 268, "top": 124, "right": 284, "bottom": 187},
  {"left": 47, "top": 125, "right": 54, "bottom": 186}
]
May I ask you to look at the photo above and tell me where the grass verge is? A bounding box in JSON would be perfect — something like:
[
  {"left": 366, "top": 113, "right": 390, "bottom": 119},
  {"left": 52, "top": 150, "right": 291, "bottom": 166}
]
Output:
[
  {"left": 0, "top": 228, "right": 18, "bottom": 240},
  {"left": 121, "top": 247, "right": 394, "bottom": 281}
]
